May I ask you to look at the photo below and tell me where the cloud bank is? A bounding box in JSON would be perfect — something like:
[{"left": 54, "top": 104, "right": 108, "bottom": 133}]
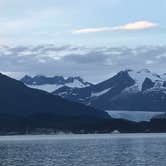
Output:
[{"left": 0, "top": 44, "right": 166, "bottom": 82}]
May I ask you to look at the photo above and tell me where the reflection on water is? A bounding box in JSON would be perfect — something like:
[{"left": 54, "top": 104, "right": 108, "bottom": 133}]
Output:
[{"left": 0, "top": 134, "right": 166, "bottom": 166}]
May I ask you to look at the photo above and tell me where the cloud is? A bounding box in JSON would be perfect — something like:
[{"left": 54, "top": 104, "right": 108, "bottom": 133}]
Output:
[
  {"left": 146, "top": 60, "right": 155, "bottom": 65},
  {"left": 73, "top": 21, "right": 158, "bottom": 34},
  {"left": 73, "top": 27, "right": 111, "bottom": 34},
  {"left": 0, "top": 44, "right": 166, "bottom": 82}
]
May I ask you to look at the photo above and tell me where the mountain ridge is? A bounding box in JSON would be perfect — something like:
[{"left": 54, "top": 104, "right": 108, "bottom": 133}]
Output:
[
  {"left": 53, "top": 69, "right": 166, "bottom": 112},
  {"left": 20, "top": 75, "right": 92, "bottom": 92}
]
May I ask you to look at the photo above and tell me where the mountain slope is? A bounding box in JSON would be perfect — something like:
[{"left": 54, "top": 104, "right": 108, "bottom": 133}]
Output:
[
  {"left": 53, "top": 69, "right": 166, "bottom": 112},
  {"left": 0, "top": 73, "right": 109, "bottom": 132},
  {"left": 20, "top": 75, "right": 92, "bottom": 92}
]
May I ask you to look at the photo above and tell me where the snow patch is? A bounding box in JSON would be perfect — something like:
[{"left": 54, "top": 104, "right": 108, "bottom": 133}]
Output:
[
  {"left": 91, "top": 88, "right": 111, "bottom": 97},
  {"left": 128, "top": 69, "right": 161, "bottom": 91},
  {"left": 26, "top": 80, "right": 89, "bottom": 93},
  {"left": 28, "top": 84, "right": 62, "bottom": 93},
  {"left": 66, "top": 80, "right": 87, "bottom": 88},
  {"left": 122, "top": 84, "right": 140, "bottom": 93}
]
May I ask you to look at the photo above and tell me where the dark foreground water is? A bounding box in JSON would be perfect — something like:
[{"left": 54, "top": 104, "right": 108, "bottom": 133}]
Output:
[{"left": 0, "top": 134, "right": 166, "bottom": 166}]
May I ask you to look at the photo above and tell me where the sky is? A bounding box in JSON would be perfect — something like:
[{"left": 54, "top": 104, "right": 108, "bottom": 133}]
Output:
[{"left": 0, "top": 0, "right": 166, "bottom": 82}]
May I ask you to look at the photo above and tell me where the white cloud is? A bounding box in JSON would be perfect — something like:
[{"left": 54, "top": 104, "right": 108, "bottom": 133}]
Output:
[
  {"left": 73, "top": 21, "right": 158, "bottom": 34},
  {"left": 73, "top": 27, "right": 111, "bottom": 34},
  {"left": 146, "top": 60, "right": 155, "bottom": 65}
]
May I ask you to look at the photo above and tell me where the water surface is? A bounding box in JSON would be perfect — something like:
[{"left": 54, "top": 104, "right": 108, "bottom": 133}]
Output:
[{"left": 0, "top": 134, "right": 166, "bottom": 166}]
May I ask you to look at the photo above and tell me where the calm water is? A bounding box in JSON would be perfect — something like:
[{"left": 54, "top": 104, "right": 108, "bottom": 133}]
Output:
[{"left": 0, "top": 134, "right": 166, "bottom": 166}]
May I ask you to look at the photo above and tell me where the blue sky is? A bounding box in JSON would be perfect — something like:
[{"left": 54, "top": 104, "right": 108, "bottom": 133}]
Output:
[
  {"left": 0, "top": 0, "right": 166, "bottom": 82},
  {"left": 0, "top": 0, "right": 165, "bottom": 46}
]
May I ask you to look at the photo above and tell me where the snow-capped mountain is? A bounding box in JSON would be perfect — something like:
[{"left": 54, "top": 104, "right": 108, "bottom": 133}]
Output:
[
  {"left": 20, "top": 75, "right": 92, "bottom": 92},
  {"left": 53, "top": 69, "right": 166, "bottom": 112}
]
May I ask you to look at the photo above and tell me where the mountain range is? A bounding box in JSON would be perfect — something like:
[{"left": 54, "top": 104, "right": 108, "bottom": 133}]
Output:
[
  {"left": 21, "top": 75, "right": 92, "bottom": 92},
  {"left": 1, "top": 72, "right": 166, "bottom": 133},
  {"left": 0, "top": 73, "right": 109, "bottom": 134},
  {"left": 53, "top": 69, "right": 166, "bottom": 112}
]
